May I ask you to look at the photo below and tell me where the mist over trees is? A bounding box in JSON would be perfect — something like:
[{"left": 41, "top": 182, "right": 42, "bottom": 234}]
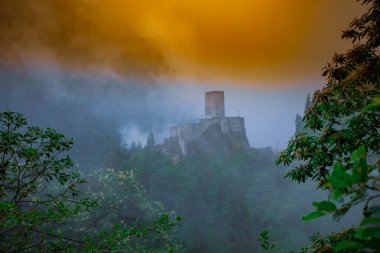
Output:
[
  {"left": 0, "top": 109, "right": 357, "bottom": 252},
  {"left": 1, "top": 0, "right": 379, "bottom": 252},
  {"left": 104, "top": 140, "right": 358, "bottom": 252}
]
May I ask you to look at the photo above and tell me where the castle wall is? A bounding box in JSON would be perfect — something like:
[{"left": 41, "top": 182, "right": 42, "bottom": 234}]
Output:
[
  {"left": 177, "top": 123, "right": 201, "bottom": 154},
  {"left": 170, "top": 126, "right": 178, "bottom": 137},
  {"left": 199, "top": 117, "right": 245, "bottom": 134},
  {"left": 223, "top": 117, "right": 246, "bottom": 132},
  {"left": 160, "top": 91, "right": 250, "bottom": 157},
  {"left": 199, "top": 118, "right": 222, "bottom": 133}
]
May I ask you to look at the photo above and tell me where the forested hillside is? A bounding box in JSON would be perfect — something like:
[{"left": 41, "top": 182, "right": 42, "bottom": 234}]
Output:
[
  {"left": 1, "top": 0, "right": 379, "bottom": 252},
  {"left": 104, "top": 142, "right": 358, "bottom": 252}
]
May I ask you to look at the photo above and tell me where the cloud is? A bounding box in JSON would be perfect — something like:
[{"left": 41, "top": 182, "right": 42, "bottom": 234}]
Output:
[
  {"left": 0, "top": 0, "right": 166, "bottom": 76},
  {"left": 0, "top": 0, "right": 363, "bottom": 85}
]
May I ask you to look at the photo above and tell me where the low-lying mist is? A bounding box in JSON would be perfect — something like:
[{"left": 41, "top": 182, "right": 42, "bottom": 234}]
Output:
[
  {"left": 0, "top": 65, "right": 360, "bottom": 252},
  {"left": 0, "top": 65, "right": 316, "bottom": 149}
]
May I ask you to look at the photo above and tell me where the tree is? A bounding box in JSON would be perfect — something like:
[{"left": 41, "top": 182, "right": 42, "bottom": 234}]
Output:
[
  {"left": 278, "top": 0, "right": 379, "bottom": 187},
  {"left": 275, "top": 0, "right": 380, "bottom": 251},
  {"left": 146, "top": 132, "right": 156, "bottom": 148},
  {"left": 294, "top": 113, "right": 303, "bottom": 135},
  {"left": 304, "top": 93, "right": 311, "bottom": 114},
  {"left": 0, "top": 111, "right": 182, "bottom": 252},
  {"left": 0, "top": 111, "right": 95, "bottom": 251},
  {"left": 66, "top": 168, "right": 182, "bottom": 252}
]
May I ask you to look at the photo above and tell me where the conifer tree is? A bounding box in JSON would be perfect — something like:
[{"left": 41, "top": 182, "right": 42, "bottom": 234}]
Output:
[
  {"left": 304, "top": 93, "right": 311, "bottom": 113},
  {"left": 294, "top": 113, "right": 303, "bottom": 134},
  {"left": 146, "top": 132, "right": 156, "bottom": 148}
]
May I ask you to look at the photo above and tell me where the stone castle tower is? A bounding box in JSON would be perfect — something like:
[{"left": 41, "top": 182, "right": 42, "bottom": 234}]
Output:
[
  {"left": 158, "top": 91, "right": 249, "bottom": 161},
  {"left": 205, "top": 91, "right": 225, "bottom": 119}
]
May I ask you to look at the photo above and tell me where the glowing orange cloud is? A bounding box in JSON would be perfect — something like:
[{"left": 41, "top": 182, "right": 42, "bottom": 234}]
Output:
[{"left": 0, "top": 0, "right": 363, "bottom": 85}]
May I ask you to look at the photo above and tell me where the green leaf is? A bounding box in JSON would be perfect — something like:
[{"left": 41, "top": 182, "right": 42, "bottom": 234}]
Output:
[
  {"left": 363, "top": 103, "right": 380, "bottom": 112},
  {"left": 313, "top": 201, "right": 337, "bottom": 212},
  {"left": 0, "top": 201, "right": 15, "bottom": 210},
  {"left": 351, "top": 145, "right": 368, "bottom": 183},
  {"left": 328, "top": 162, "right": 351, "bottom": 196},
  {"left": 355, "top": 227, "right": 380, "bottom": 240},
  {"left": 361, "top": 217, "right": 380, "bottom": 226},
  {"left": 332, "top": 188, "right": 344, "bottom": 200},
  {"left": 302, "top": 211, "right": 325, "bottom": 221},
  {"left": 3, "top": 218, "right": 18, "bottom": 227},
  {"left": 362, "top": 96, "right": 380, "bottom": 112},
  {"left": 333, "top": 240, "right": 364, "bottom": 252}
]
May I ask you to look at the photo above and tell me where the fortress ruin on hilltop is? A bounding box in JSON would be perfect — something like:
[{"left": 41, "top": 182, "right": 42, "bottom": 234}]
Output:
[{"left": 158, "top": 91, "right": 250, "bottom": 161}]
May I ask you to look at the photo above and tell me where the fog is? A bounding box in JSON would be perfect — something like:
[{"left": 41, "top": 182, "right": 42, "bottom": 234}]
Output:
[
  {"left": 0, "top": 63, "right": 319, "bottom": 150},
  {"left": 1, "top": 64, "right": 360, "bottom": 251}
]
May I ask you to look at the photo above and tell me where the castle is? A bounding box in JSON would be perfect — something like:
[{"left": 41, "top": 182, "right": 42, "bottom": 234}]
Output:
[{"left": 158, "top": 91, "right": 249, "bottom": 161}]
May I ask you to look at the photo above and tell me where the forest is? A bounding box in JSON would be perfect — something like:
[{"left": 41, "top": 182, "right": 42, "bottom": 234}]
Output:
[{"left": 1, "top": 0, "right": 379, "bottom": 252}]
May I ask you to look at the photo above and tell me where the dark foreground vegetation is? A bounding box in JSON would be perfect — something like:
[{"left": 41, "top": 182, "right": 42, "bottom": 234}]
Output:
[
  {"left": 273, "top": 0, "right": 380, "bottom": 251},
  {"left": 0, "top": 111, "right": 182, "bottom": 252},
  {"left": 1, "top": 0, "right": 379, "bottom": 252}
]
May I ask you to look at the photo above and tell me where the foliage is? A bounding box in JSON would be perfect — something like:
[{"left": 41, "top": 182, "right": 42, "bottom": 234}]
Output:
[
  {"left": 277, "top": 0, "right": 380, "bottom": 186},
  {"left": 66, "top": 168, "right": 182, "bottom": 252},
  {"left": 0, "top": 111, "right": 181, "bottom": 252},
  {"left": 0, "top": 111, "right": 96, "bottom": 251},
  {"left": 259, "top": 230, "right": 276, "bottom": 253},
  {"left": 308, "top": 229, "right": 364, "bottom": 253},
  {"left": 300, "top": 120, "right": 380, "bottom": 253},
  {"left": 107, "top": 141, "right": 335, "bottom": 252},
  {"left": 274, "top": 0, "right": 380, "bottom": 252},
  {"left": 78, "top": 212, "right": 182, "bottom": 253}
]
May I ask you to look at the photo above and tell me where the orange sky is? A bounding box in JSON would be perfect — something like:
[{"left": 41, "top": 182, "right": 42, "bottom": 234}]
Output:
[{"left": 0, "top": 0, "right": 364, "bottom": 86}]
